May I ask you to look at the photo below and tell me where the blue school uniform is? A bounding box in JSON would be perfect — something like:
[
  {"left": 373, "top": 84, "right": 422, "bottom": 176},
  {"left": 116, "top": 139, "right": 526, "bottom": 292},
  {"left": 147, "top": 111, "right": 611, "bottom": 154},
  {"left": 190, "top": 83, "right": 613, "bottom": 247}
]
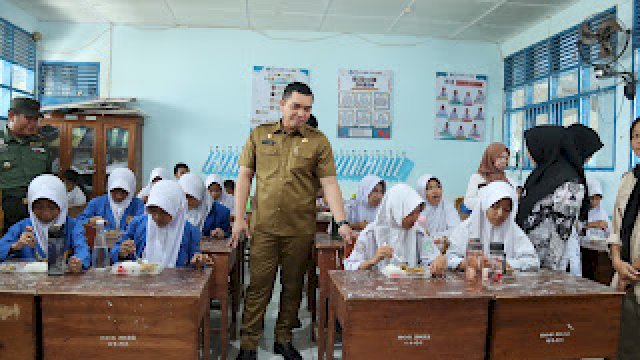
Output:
[
  {"left": 109, "top": 214, "right": 202, "bottom": 267},
  {"left": 77, "top": 195, "right": 145, "bottom": 231},
  {"left": 0, "top": 217, "right": 91, "bottom": 269},
  {"left": 202, "top": 202, "right": 231, "bottom": 238}
]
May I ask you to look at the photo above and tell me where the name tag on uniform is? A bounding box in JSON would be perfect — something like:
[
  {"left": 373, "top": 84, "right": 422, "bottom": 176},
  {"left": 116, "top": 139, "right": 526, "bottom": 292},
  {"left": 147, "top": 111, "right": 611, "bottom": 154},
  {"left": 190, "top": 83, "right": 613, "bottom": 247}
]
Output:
[
  {"left": 29, "top": 142, "right": 43, "bottom": 147},
  {"left": 261, "top": 140, "right": 275, "bottom": 145},
  {"left": 3, "top": 161, "right": 11, "bottom": 169},
  {"left": 31, "top": 147, "right": 46, "bottom": 153}
]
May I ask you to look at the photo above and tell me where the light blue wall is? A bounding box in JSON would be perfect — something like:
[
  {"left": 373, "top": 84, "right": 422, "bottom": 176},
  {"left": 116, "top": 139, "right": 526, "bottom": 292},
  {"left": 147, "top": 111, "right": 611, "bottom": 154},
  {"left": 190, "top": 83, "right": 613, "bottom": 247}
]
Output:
[
  {"left": 0, "top": 0, "right": 37, "bottom": 32},
  {"left": 36, "top": 22, "right": 503, "bottom": 199},
  {"left": 500, "top": 0, "right": 633, "bottom": 213}
]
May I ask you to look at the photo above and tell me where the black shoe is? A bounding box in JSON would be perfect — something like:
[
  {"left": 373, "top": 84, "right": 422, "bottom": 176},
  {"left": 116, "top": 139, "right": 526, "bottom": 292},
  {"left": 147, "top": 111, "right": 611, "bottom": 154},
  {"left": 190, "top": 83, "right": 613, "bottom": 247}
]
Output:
[
  {"left": 273, "top": 342, "right": 303, "bottom": 360},
  {"left": 236, "top": 349, "right": 257, "bottom": 360}
]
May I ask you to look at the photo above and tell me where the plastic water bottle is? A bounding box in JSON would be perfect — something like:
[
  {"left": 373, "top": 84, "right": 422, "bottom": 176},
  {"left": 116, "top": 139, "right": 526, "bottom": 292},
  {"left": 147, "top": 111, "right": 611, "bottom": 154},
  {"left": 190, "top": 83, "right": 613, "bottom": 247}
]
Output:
[
  {"left": 92, "top": 219, "right": 110, "bottom": 269},
  {"left": 47, "top": 224, "right": 66, "bottom": 276},
  {"left": 488, "top": 242, "right": 506, "bottom": 283},
  {"left": 465, "top": 237, "right": 483, "bottom": 281}
]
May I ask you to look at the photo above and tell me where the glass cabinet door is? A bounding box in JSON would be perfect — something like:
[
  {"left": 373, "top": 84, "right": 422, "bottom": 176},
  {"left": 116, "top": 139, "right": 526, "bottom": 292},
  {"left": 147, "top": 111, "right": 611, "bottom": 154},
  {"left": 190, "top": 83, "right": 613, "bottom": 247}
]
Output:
[
  {"left": 105, "top": 126, "right": 130, "bottom": 173},
  {"left": 70, "top": 125, "right": 97, "bottom": 195},
  {"left": 43, "top": 123, "right": 63, "bottom": 174}
]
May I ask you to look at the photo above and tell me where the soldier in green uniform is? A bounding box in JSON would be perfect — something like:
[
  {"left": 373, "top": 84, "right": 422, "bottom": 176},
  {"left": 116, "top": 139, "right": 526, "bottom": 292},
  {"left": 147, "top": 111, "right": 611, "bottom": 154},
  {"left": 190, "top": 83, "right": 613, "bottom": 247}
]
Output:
[
  {"left": 0, "top": 98, "right": 52, "bottom": 234},
  {"left": 232, "top": 83, "right": 352, "bottom": 360}
]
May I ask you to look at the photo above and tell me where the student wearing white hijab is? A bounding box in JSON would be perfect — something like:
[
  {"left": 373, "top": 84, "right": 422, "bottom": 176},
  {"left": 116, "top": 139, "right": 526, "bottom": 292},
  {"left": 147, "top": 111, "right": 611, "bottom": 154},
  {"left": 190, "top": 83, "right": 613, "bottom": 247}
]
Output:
[
  {"left": 347, "top": 175, "right": 385, "bottom": 231},
  {"left": 78, "top": 168, "right": 145, "bottom": 231},
  {"left": 206, "top": 174, "right": 235, "bottom": 214},
  {"left": 137, "top": 167, "right": 170, "bottom": 202},
  {"left": 344, "top": 184, "right": 447, "bottom": 275},
  {"left": 110, "top": 180, "right": 206, "bottom": 268},
  {"left": 415, "top": 174, "right": 460, "bottom": 239},
  {"left": 0, "top": 175, "right": 90, "bottom": 271},
  {"left": 178, "top": 173, "right": 210, "bottom": 231},
  {"left": 447, "top": 181, "right": 539, "bottom": 271}
]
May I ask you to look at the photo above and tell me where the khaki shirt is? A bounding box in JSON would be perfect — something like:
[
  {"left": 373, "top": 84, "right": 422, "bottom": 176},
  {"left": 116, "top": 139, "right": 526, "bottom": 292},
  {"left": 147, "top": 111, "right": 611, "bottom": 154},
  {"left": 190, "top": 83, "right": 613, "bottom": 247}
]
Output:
[
  {"left": 608, "top": 171, "right": 640, "bottom": 302},
  {"left": 0, "top": 128, "right": 51, "bottom": 196},
  {"left": 239, "top": 121, "right": 336, "bottom": 236}
]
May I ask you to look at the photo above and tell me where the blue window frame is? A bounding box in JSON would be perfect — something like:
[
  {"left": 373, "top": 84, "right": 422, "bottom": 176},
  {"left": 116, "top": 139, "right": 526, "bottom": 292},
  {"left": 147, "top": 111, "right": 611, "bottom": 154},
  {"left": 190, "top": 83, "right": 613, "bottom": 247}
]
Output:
[
  {"left": 504, "top": 7, "right": 617, "bottom": 171},
  {"left": 38, "top": 62, "right": 100, "bottom": 106},
  {"left": 0, "top": 18, "right": 36, "bottom": 120}
]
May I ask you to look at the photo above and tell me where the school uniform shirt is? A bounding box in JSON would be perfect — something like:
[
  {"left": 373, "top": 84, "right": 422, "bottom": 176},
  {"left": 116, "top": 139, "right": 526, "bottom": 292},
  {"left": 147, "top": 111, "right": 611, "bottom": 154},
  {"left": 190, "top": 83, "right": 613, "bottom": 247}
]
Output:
[
  {"left": 202, "top": 201, "right": 231, "bottom": 238},
  {"left": 78, "top": 195, "right": 145, "bottom": 231},
  {"left": 110, "top": 214, "right": 201, "bottom": 268},
  {"left": 415, "top": 174, "right": 460, "bottom": 238},
  {"left": 344, "top": 184, "right": 440, "bottom": 271},
  {"left": 447, "top": 181, "right": 539, "bottom": 271},
  {"left": 67, "top": 186, "right": 87, "bottom": 207},
  {"left": 347, "top": 175, "right": 383, "bottom": 224},
  {"left": 205, "top": 174, "right": 235, "bottom": 214},
  {"left": 0, "top": 217, "right": 91, "bottom": 268}
]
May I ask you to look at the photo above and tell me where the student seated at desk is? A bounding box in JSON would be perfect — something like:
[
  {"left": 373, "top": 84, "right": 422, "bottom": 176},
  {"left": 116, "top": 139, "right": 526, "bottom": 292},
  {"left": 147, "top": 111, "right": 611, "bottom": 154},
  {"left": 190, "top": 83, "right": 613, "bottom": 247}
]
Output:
[
  {"left": 202, "top": 199, "right": 231, "bottom": 239},
  {"left": 415, "top": 173, "right": 460, "bottom": 239},
  {"left": 344, "top": 184, "right": 447, "bottom": 275},
  {"left": 78, "top": 168, "right": 145, "bottom": 231},
  {"left": 447, "top": 181, "right": 539, "bottom": 271},
  {"left": 61, "top": 169, "right": 87, "bottom": 207},
  {"left": 178, "top": 173, "right": 209, "bottom": 231},
  {"left": 110, "top": 180, "right": 207, "bottom": 268},
  {"left": 0, "top": 175, "right": 90, "bottom": 272},
  {"left": 137, "top": 167, "right": 170, "bottom": 203},
  {"left": 584, "top": 177, "right": 611, "bottom": 240},
  {"left": 206, "top": 174, "right": 235, "bottom": 214},
  {"left": 347, "top": 175, "right": 385, "bottom": 231}
]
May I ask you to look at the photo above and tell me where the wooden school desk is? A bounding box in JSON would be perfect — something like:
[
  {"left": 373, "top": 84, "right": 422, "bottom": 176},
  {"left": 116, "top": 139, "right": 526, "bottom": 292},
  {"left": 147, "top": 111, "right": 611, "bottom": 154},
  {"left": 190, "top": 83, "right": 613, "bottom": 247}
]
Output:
[
  {"left": 38, "top": 268, "right": 211, "bottom": 360},
  {"left": 199, "top": 236, "right": 240, "bottom": 360},
  {"left": 486, "top": 270, "right": 623, "bottom": 360},
  {"left": 326, "top": 271, "right": 491, "bottom": 360},
  {"left": 0, "top": 271, "right": 45, "bottom": 360}
]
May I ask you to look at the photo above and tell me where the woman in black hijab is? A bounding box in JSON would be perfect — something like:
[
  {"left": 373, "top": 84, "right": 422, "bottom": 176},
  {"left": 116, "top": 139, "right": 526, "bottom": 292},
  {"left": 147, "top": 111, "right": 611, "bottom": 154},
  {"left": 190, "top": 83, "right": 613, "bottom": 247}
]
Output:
[{"left": 517, "top": 125, "right": 599, "bottom": 270}]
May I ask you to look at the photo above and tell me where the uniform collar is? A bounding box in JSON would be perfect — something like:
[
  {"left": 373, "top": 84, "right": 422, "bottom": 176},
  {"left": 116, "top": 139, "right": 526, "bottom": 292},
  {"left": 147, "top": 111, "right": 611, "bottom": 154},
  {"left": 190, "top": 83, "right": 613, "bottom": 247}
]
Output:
[{"left": 272, "top": 120, "right": 308, "bottom": 138}]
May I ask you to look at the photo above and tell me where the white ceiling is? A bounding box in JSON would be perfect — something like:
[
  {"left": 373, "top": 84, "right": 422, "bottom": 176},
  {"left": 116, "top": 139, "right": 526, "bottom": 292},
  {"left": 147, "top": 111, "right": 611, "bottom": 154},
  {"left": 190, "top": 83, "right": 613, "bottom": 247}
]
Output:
[{"left": 8, "top": 0, "right": 582, "bottom": 42}]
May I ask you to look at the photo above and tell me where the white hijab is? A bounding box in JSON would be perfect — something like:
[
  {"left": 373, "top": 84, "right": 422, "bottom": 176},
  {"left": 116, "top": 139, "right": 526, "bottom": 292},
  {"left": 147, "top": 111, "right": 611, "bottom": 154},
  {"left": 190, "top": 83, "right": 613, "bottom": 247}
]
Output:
[
  {"left": 468, "top": 181, "right": 519, "bottom": 254},
  {"left": 28, "top": 175, "right": 68, "bottom": 256},
  {"left": 179, "top": 173, "right": 209, "bottom": 230},
  {"left": 352, "top": 175, "right": 383, "bottom": 223},
  {"left": 205, "top": 174, "right": 234, "bottom": 210},
  {"left": 108, "top": 167, "right": 136, "bottom": 230},
  {"left": 143, "top": 180, "right": 187, "bottom": 268},
  {"left": 415, "top": 173, "right": 458, "bottom": 236},
  {"left": 586, "top": 177, "right": 608, "bottom": 236},
  {"left": 372, "top": 184, "right": 424, "bottom": 269},
  {"left": 138, "top": 167, "right": 170, "bottom": 198}
]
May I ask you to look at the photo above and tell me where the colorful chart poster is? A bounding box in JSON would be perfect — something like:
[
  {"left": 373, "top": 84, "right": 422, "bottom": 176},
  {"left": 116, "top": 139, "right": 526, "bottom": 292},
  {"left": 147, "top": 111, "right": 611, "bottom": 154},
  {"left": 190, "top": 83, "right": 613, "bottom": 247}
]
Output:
[
  {"left": 251, "top": 66, "right": 310, "bottom": 129},
  {"left": 434, "top": 72, "right": 487, "bottom": 142},
  {"left": 338, "top": 70, "right": 392, "bottom": 139}
]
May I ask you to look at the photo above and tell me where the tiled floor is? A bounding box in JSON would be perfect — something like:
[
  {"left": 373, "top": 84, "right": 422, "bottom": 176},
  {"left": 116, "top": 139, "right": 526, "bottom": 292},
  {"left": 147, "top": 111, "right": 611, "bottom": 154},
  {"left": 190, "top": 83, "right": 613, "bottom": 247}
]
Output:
[{"left": 209, "top": 268, "right": 342, "bottom": 359}]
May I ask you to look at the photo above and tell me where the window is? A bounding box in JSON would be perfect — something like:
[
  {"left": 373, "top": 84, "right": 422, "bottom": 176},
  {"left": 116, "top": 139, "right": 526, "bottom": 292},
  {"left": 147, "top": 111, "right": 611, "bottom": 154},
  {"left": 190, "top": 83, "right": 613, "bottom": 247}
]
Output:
[
  {"left": 38, "top": 62, "right": 100, "bottom": 106},
  {"left": 0, "top": 18, "right": 36, "bottom": 120},
  {"left": 504, "top": 7, "right": 617, "bottom": 171}
]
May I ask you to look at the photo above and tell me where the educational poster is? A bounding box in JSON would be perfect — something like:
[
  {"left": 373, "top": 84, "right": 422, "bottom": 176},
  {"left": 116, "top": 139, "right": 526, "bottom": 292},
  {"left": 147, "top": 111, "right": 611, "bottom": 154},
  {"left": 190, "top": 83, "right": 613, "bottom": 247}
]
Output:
[
  {"left": 251, "top": 66, "right": 310, "bottom": 129},
  {"left": 435, "top": 72, "right": 487, "bottom": 141},
  {"left": 338, "top": 70, "right": 392, "bottom": 139}
]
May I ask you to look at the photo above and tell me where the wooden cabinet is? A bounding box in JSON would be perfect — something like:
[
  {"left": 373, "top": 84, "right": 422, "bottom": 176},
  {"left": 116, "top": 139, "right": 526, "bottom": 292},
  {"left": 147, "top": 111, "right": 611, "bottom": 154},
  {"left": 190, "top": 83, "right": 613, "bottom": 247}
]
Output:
[{"left": 40, "top": 114, "right": 144, "bottom": 198}]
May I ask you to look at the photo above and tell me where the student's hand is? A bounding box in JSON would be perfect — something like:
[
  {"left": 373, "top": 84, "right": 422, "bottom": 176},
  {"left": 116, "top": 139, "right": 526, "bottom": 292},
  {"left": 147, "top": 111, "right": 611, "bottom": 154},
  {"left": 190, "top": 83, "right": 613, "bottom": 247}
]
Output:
[
  {"left": 141, "top": 196, "right": 149, "bottom": 204},
  {"left": 67, "top": 256, "right": 83, "bottom": 273},
  {"left": 211, "top": 228, "right": 225, "bottom": 239},
  {"left": 119, "top": 240, "right": 136, "bottom": 257},
  {"left": 191, "top": 253, "right": 211, "bottom": 269},
  {"left": 430, "top": 255, "right": 447, "bottom": 277},
  {"left": 338, "top": 224, "right": 354, "bottom": 244},
  {"left": 89, "top": 216, "right": 107, "bottom": 226},
  {"left": 12, "top": 226, "right": 35, "bottom": 251},
  {"left": 230, "top": 219, "right": 250, "bottom": 248},
  {"left": 596, "top": 221, "right": 608, "bottom": 231},
  {"left": 374, "top": 246, "right": 394, "bottom": 263},
  {"left": 613, "top": 258, "right": 640, "bottom": 282}
]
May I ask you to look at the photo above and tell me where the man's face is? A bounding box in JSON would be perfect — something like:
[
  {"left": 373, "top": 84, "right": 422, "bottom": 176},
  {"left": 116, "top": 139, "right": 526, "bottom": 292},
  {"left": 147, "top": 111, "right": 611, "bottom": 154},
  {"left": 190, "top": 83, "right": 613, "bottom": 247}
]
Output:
[
  {"left": 8, "top": 112, "right": 39, "bottom": 137},
  {"left": 280, "top": 92, "right": 312, "bottom": 130}
]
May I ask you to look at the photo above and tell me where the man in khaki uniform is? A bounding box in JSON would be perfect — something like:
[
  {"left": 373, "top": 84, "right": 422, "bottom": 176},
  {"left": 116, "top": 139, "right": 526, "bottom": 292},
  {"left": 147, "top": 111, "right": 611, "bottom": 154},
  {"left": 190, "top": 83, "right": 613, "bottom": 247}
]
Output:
[
  {"left": 232, "top": 82, "right": 352, "bottom": 360},
  {"left": 0, "top": 98, "right": 52, "bottom": 234}
]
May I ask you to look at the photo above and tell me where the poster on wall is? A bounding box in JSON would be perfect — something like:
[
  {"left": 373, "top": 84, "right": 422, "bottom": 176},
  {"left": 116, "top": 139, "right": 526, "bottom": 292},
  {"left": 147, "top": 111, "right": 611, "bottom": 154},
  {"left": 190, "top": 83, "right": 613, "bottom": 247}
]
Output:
[
  {"left": 434, "top": 72, "right": 487, "bottom": 142},
  {"left": 251, "top": 66, "right": 310, "bottom": 129},
  {"left": 338, "top": 69, "right": 392, "bottom": 139}
]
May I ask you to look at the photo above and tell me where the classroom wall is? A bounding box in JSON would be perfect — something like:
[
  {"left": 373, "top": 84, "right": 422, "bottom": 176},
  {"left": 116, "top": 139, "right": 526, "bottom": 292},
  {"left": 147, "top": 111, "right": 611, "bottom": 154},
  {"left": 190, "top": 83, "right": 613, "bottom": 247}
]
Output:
[
  {"left": 0, "top": 0, "right": 37, "bottom": 32},
  {"left": 35, "top": 22, "right": 504, "bottom": 199},
  {"left": 500, "top": 0, "right": 633, "bottom": 213}
]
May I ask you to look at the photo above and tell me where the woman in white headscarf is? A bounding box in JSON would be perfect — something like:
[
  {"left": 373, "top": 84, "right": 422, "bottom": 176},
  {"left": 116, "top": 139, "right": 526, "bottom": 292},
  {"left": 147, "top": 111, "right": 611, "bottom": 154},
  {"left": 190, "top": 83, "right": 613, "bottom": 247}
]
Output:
[
  {"left": 110, "top": 180, "right": 207, "bottom": 268},
  {"left": 206, "top": 174, "right": 235, "bottom": 214},
  {"left": 347, "top": 175, "right": 385, "bottom": 231},
  {"left": 178, "top": 173, "right": 210, "bottom": 231},
  {"left": 137, "top": 167, "right": 170, "bottom": 202},
  {"left": 0, "top": 175, "right": 90, "bottom": 271},
  {"left": 415, "top": 174, "right": 460, "bottom": 239},
  {"left": 78, "top": 168, "right": 144, "bottom": 231},
  {"left": 344, "top": 184, "right": 447, "bottom": 275},
  {"left": 447, "top": 181, "right": 539, "bottom": 271}
]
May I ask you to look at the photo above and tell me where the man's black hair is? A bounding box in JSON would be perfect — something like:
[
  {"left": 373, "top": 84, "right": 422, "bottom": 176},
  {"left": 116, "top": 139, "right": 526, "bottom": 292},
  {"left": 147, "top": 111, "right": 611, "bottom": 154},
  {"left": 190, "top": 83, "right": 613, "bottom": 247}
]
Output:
[
  {"left": 174, "top": 163, "right": 190, "bottom": 175},
  {"left": 282, "top": 82, "right": 313, "bottom": 101}
]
